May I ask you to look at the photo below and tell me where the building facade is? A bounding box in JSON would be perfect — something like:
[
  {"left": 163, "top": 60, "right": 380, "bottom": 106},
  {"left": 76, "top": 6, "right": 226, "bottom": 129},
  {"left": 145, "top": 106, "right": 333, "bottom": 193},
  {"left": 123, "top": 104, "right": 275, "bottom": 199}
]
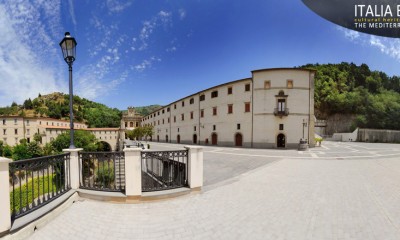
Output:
[
  {"left": 141, "top": 68, "right": 315, "bottom": 148},
  {"left": 0, "top": 117, "right": 120, "bottom": 151}
]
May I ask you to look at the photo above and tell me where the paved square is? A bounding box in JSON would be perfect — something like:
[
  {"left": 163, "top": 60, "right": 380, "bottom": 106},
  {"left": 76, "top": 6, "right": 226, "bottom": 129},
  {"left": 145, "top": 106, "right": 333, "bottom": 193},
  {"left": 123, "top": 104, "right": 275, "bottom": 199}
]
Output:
[{"left": 26, "top": 141, "right": 400, "bottom": 240}]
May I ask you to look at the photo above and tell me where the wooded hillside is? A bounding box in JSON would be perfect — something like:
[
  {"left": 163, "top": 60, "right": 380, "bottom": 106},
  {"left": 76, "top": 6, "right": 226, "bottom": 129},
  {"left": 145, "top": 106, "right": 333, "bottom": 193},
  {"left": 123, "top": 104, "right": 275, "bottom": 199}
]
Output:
[{"left": 301, "top": 62, "right": 400, "bottom": 130}]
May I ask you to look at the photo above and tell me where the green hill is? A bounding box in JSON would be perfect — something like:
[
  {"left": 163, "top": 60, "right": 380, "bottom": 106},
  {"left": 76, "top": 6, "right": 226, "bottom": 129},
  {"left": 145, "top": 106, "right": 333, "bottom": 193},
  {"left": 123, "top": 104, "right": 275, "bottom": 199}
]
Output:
[
  {"left": 0, "top": 92, "right": 122, "bottom": 128},
  {"left": 301, "top": 62, "right": 400, "bottom": 130}
]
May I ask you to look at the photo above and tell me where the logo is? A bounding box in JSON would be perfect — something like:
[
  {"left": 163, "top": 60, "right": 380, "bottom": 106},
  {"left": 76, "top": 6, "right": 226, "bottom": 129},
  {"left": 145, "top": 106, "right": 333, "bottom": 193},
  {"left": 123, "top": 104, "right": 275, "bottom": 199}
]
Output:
[{"left": 302, "top": 0, "right": 400, "bottom": 38}]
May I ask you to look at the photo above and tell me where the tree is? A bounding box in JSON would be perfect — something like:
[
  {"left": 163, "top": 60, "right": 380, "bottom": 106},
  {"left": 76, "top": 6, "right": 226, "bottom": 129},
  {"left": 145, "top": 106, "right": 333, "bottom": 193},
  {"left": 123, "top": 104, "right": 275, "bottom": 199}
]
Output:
[
  {"left": 51, "top": 130, "right": 98, "bottom": 152},
  {"left": 143, "top": 126, "right": 154, "bottom": 141},
  {"left": 12, "top": 142, "right": 31, "bottom": 161},
  {"left": 27, "top": 141, "right": 43, "bottom": 158},
  {"left": 33, "top": 133, "right": 42, "bottom": 143},
  {"left": 23, "top": 98, "right": 33, "bottom": 109}
]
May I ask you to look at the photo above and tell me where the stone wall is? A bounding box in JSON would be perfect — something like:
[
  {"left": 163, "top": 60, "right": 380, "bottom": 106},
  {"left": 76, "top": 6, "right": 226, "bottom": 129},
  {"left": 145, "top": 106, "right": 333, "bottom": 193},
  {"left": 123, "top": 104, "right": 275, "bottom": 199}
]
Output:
[
  {"left": 325, "top": 114, "right": 357, "bottom": 135},
  {"left": 357, "top": 129, "right": 400, "bottom": 143}
]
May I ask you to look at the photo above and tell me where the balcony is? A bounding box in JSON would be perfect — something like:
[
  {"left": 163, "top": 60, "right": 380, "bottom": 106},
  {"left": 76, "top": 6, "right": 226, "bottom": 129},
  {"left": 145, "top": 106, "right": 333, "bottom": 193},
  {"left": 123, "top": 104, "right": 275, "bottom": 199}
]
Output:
[{"left": 274, "top": 108, "right": 289, "bottom": 116}]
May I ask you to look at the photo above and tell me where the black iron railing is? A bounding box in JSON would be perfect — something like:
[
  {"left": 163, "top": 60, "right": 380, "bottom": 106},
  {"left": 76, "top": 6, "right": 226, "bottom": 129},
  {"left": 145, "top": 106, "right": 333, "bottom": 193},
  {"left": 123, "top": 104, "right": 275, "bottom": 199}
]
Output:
[
  {"left": 274, "top": 108, "right": 289, "bottom": 116},
  {"left": 9, "top": 153, "right": 71, "bottom": 220},
  {"left": 141, "top": 150, "right": 188, "bottom": 192},
  {"left": 79, "top": 152, "right": 125, "bottom": 192}
]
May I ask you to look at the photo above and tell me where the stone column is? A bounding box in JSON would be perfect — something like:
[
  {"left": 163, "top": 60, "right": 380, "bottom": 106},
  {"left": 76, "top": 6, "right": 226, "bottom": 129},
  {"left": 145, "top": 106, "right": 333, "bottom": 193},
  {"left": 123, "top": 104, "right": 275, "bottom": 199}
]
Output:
[
  {"left": 0, "top": 157, "right": 12, "bottom": 236},
  {"left": 63, "top": 148, "right": 83, "bottom": 190},
  {"left": 123, "top": 148, "right": 142, "bottom": 197},
  {"left": 185, "top": 146, "right": 203, "bottom": 190}
]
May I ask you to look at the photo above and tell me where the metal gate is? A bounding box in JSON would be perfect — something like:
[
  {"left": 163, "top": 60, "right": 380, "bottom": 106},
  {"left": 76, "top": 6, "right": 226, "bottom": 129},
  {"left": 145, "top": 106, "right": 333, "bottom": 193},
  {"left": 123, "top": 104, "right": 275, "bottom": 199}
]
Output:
[{"left": 141, "top": 150, "right": 188, "bottom": 192}]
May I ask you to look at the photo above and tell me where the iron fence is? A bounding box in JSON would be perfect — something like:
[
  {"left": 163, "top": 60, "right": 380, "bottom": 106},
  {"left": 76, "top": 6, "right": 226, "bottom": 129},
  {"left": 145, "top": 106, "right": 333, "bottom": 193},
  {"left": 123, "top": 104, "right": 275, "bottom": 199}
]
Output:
[
  {"left": 9, "top": 153, "right": 71, "bottom": 220},
  {"left": 141, "top": 150, "right": 188, "bottom": 192},
  {"left": 79, "top": 152, "right": 125, "bottom": 192}
]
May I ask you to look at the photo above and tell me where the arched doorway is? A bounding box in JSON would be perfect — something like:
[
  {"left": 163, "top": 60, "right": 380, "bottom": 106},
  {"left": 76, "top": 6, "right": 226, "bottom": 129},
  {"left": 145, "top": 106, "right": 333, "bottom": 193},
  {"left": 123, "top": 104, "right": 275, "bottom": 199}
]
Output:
[
  {"left": 211, "top": 133, "right": 218, "bottom": 145},
  {"left": 97, "top": 141, "right": 112, "bottom": 151},
  {"left": 193, "top": 134, "right": 197, "bottom": 144},
  {"left": 157, "top": 135, "right": 159, "bottom": 142},
  {"left": 166, "top": 135, "right": 169, "bottom": 143},
  {"left": 177, "top": 134, "right": 181, "bottom": 144},
  {"left": 277, "top": 134, "right": 285, "bottom": 148},
  {"left": 235, "top": 133, "right": 243, "bottom": 147}
]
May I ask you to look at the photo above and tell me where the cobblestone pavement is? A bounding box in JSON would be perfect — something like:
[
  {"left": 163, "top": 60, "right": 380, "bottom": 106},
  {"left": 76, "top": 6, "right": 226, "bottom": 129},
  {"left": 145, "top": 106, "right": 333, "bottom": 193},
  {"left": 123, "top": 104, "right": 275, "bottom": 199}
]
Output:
[{"left": 27, "top": 142, "right": 400, "bottom": 240}]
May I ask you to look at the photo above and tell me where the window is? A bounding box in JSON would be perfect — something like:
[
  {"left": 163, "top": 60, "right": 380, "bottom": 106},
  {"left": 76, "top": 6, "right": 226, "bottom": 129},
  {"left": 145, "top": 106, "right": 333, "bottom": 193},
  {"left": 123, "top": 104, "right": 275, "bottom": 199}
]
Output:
[
  {"left": 181, "top": 114, "right": 184, "bottom": 121},
  {"left": 125, "top": 122, "right": 128, "bottom": 128},
  {"left": 174, "top": 104, "right": 177, "bottom": 109},
  {"left": 213, "top": 107, "right": 217, "bottom": 116},
  {"left": 279, "top": 124, "right": 284, "bottom": 130},
  {"left": 245, "top": 83, "right": 250, "bottom": 91},
  {"left": 27, "top": 129, "right": 30, "bottom": 135},
  {"left": 194, "top": 126, "right": 196, "bottom": 131},
  {"left": 158, "top": 112, "right": 160, "bottom": 115},
  {"left": 174, "top": 116, "right": 176, "bottom": 122},
  {"left": 287, "top": 80, "right": 293, "bottom": 88},
  {"left": 213, "top": 125, "right": 216, "bottom": 131},
  {"left": 158, "top": 120, "right": 160, "bottom": 125},
  {"left": 26, "top": 120, "right": 30, "bottom": 126},
  {"left": 201, "top": 109, "right": 204, "bottom": 118},
  {"left": 245, "top": 102, "right": 251, "bottom": 112},
  {"left": 228, "top": 104, "right": 233, "bottom": 114},
  {"left": 237, "top": 124, "right": 241, "bottom": 130},
  {"left": 167, "top": 107, "right": 170, "bottom": 112},
  {"left": 162, "top": 119, "right": 165, "bottom": 124},
  {"left": 168, "top": 118, "right": 170, "bottom": 123},
  {"left": 14, "top": 129, "right": 18, "bottom": 135},
  {"left": 130, "top": 122, "right": 133, "bottom": 127},
  {"left": 278, "top": 99, "right": 286, "bottom": 111},
  {"left": 3, "top": 129, "right": 6, "bottom": 135},
  {"left": 182, "top": 101, "right": 185, "bottom": 107},
  {"left": 136, "top": 122, "right": 139, "bottom": 127},
  {"left": 14, "top": 119, "right": 17, "bottom": 124},
  {"left": 211, "top": 91, "right": 218, "bottom": 98},
  {"left": 190, "top": 98, "right": 194, "bottom": 104},
  {"left": 162, "top": 109, "right": 165, "bottom": 114},
  {"left": 228, "top": 87, "right": 232, "bottom": 95},
  {"left": 2, "top": 119, "right": 5, "bottom": 125},
  {"left": 190, "top": 111, "right": 194, "bottom": 119},
  {"left": 264, "top": 81, "right": 271, "bottom": 89},
  {"left": 200, "top": 95, "right": 205, "bottom": 101}
]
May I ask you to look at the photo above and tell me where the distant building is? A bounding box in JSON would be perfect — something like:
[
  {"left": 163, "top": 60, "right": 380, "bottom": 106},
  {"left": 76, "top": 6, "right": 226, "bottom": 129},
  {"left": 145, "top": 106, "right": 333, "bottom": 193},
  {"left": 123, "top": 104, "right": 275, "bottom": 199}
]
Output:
[
  {"left": 0, "top": 117, "right": 120, "bottom": 151},
  {"left": 141, "top": 68, "right": 316, "bottom": 148},
  {"left": 120, "top": 107, "right": 143, "bottom": 140}
]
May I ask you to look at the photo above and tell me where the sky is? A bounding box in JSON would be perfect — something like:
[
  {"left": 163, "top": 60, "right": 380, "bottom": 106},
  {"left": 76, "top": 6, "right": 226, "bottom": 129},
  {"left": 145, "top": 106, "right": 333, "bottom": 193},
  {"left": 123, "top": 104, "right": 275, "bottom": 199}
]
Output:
[{"left": 1, "top": 0, "right": 400, "bottom": 109}]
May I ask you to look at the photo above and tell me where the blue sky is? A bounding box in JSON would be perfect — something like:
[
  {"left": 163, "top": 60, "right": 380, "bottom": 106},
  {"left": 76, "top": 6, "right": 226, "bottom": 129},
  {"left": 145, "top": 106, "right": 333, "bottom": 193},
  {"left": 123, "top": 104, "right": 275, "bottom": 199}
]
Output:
[{"left": 1, "top": 0, "right": 400, "bottom": 109}]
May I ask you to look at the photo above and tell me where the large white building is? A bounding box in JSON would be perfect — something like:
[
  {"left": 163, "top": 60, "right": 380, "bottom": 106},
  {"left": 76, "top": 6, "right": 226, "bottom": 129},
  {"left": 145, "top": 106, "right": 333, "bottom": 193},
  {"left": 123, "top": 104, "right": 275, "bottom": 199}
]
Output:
[
  {"left": 141, "top": 68, "right": 316, "bottom": 148},
  {"left": 0, "top": 117, "right": 120, "bottom": 151}
]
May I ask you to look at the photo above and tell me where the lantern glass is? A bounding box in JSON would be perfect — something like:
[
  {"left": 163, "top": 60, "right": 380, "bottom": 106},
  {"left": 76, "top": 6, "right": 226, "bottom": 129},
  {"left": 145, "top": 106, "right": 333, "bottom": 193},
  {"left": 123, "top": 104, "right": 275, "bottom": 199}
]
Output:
[{"left": 59, "top": 32, "right": 77, "bottom": 63}]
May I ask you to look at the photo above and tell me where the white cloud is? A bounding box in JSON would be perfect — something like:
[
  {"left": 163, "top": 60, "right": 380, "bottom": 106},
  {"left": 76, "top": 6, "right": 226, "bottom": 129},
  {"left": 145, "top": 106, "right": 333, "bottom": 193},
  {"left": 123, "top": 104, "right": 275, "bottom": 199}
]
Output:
[
  {"left": 337, "top": 26, "right": 400, "bottom": 61},
  {"left": 0, "top": 1, "right": 66, "bottom": 106},
  {"left": 133, "top": 56, "right": 161, "bottom": 72},
  {"left": 68, "top": 0, "right": 77, "bottom": 26},
  {"left": 179, "top": 9, "right": 186, "bottom": 20},
  {"left": 137, "top": 10, "right": 172, "bottom": 51},
  {"left": 336, "top": 26, "right": 360, "bottom": 41},
  {"left": 106, "top": 0, "right": 133, "bottom": 13}
]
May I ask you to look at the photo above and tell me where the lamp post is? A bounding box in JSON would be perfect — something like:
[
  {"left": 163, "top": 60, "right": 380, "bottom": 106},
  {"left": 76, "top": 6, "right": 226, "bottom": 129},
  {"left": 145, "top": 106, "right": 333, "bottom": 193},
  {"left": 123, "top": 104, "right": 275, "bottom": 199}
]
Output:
[
  {"left": 59, "top": 32, "right": 77, "bottom": 149},
  {"left": 302, "top": 119, "right": 307, "bottom": 139}
]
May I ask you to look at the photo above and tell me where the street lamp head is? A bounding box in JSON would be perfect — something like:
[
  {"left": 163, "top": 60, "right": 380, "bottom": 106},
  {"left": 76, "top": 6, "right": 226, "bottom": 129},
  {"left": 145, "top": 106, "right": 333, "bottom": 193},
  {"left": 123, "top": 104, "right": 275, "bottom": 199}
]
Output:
[{"left": 59, "top": 32, "right": 77, "bottom": 64}]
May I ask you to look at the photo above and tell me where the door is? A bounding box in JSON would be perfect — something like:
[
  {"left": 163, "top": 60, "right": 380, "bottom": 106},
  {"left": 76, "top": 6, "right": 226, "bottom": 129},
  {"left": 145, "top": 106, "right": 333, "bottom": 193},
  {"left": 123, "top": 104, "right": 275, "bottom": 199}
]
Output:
[
  {"left": 166, "top": 135, "right": 168, "bottom": 143},
  {"left": 211, "top": 133, "right": 218, "bottom": 145},
  {"left": 177, "top": 134, "right": 181, "bottom": 144},
  {"left": 235, "top": 133, "right": 243, "bottom": 147},
  {"left": 277, "top": 134, "right": 285, "bottom": 148},
  {"left": 193, "top": 134, "right": 197, "bottom": 144},
  {"left": 157, "top": 135, "right": 159, "bottom": 142}
]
